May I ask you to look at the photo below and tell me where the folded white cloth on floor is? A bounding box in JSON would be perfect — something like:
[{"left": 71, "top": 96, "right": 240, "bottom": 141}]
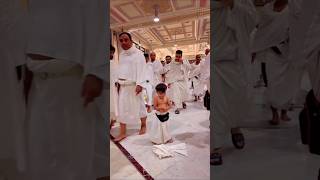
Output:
[{"left": 152, "top": 143, "right": 188, "bottom": 159}]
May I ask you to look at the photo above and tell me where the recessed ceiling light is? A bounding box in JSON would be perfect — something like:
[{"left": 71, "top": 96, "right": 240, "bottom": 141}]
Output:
[{"left": 154, "top": 17, "right": 160, "bottom": 22}]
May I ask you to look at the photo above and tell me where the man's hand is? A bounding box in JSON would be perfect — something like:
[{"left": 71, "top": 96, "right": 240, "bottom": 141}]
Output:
[
  {"left": 136, "top": 85, "right": 143, "bottom": 95},
  {"left": 81, "top": 74, "right": 103, "bottom": 107}
]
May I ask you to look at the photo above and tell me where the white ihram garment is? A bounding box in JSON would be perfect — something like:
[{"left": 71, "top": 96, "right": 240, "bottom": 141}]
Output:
[
  {"left": 26, "top": 59, "right": 104, "bottom": 180},
  {"left": 289, "top": 0, "right": 320, "bottom": 102},
  {"left": 142, "top": 62, "right": 155, "bottom": 106},
  {"left": 253, "top": 2, "right": 292, "bottom": 109},
  {"left": 189, "top": 62, "right": 205, "bottom": 96},
  {"left": 165, "top": 60, "right": 191, "bottom": 109},
  {"left": 212, "top": 0, "right": 257, "bottom": 149},
  {"left": 110, "top": 60, "right": 119, "bottom": 121},
  {"left": 0, "top": 0, "right": 27, "bottom": 177},
  {"left": 25, "top": 0, "right": 108, "bottom": 179},
  {"left": 117, "top": 46, "right": 147, "bottom": 124},
  {"left": 149, "top": 111, "right": 172, "bottom": 145}
]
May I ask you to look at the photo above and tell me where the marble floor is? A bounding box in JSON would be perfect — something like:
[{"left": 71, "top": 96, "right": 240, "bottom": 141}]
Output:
[
  {"left": 212, "top": 82, "right": 320, "bottom": 180},
  {"left": 110, "top": 99, "right": 210, "bottom": 180},
  {"left": 110, "top": 141, "right": 145, "bottom": 180},
  {"left": 110, "top": 69, "right": 320, "bottom": 180}
]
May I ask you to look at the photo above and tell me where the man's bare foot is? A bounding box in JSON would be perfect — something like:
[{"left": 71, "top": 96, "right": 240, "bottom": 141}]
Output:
[
  {"left": 146, "top": 105, "right": 152, "bottom": 113},
  {"left": 139, "top": 126, "right": 146, "bottom": 135},
  {"left": 269, "top": 117, "right": 280, "bottom": 125},
  {"left": 269, "top": 107, "right": 280, "bottom": 125},
  {"left": 114, "top": 134, "right": 127, "bottom": 142},
  {"left": 281, "top": 113, "right": 291, "bottom": 121}
]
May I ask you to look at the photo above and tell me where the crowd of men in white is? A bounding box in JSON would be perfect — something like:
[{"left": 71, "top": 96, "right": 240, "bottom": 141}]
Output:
[{"left": 109, "top": 31, "right": 210, "bottom": 142}]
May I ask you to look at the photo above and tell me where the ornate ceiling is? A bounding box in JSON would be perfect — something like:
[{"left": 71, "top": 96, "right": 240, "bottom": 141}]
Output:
[{"left": 110, "top": 0, "right": 210, "bottom": 60}]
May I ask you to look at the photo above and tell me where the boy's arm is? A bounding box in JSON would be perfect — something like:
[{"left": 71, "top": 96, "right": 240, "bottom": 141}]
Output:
[{"left": 153, "top": 96, "right": 159, "bottom": 111}]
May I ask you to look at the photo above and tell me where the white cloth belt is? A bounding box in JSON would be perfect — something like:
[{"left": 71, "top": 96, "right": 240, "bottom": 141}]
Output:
[
  {"left": 117, "top": 79, "right": 136, "bottom": 86},
  {"left": 33, "top": 65, "right": 83, "bottom": 80}
]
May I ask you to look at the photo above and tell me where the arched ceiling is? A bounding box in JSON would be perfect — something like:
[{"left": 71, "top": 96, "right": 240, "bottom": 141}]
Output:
[{"left": 110, "top": 0, "right": 210, "bottom": 60}]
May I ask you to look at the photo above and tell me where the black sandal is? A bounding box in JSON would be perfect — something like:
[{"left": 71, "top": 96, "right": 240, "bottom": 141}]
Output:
[
  {"left": 182, "top": 103, "right": 187, "bottom": 109},
  {"left": 231, "top": 133, "right": 245, "bottom": 149},
  {"left": 175, "top": 109, "right": 180, "bottom": 114},
  {"left": 210, "top": 152, "right": 223, "bottom": 165}
]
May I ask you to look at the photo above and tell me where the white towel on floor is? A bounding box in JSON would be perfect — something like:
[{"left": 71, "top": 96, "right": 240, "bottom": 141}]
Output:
[{"left": 152, "top": 143, "right": 188, "bottom": 159}]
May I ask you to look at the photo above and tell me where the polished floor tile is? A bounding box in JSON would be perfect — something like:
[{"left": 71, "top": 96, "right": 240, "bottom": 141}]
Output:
[
  {"left": 212, "top": 75, "right": 320, "bottom": 180},
  {"left": 110, "top": 100, "right": 210, "bottom": 180}
]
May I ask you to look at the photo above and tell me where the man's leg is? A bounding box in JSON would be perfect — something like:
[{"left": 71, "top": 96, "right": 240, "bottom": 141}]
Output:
[
  {"left": 145, "top": 84, "right": 153, "bottom": 113},
  {"left": 281, "top": 109, "right": 291, "bottom": 121},
  {"left": 139, "top": 95, "right": 148, "bottom": 135},
  {"left": 269, "top": 106, "right": 280, "bottom": 125},
  {"left": 139, "top": 117, "right": 147, "bottom": 135},
  {"left": 172, "top": 83, "right": 183, "bottom": 114}
]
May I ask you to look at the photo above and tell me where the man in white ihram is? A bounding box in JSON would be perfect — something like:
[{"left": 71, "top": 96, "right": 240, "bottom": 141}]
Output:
[
  {"left": 211, "top": 0, "right": 258, "bottom": 166},
  {"left": 24, "top": 0, "right": 107, "bottom": 179},
  {"left": 143, "top": 53, "right": 155, "bottom": 113},
  {"left": 114, "top": 32, "right": 147, "bottom": 142},
  {"left": 288, "top": 0, "right": 320, "bottom": 104},
  {"left": 189, "top": 54, "right": 205, "bottom": 101},
  {"left": 252, "top": 0, "right": 292, "bottom": 125},
  {"left": 150, "top": 52, "right": 165, "bottom": 86},
  {"left": 165, "top": 50, "right": 191, "bottom": 114},
  {"left": 0, "top": 0, "right": 27, "bottom": 179}
]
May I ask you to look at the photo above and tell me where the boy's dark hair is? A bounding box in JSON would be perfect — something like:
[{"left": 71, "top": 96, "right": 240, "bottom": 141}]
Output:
[
  {"left": 165, "top": 55, "right": 171, "bottom": 59},
  {"left": 110, "top": 45, "right": 115, "bottom": 52},
  {"left": 155, "top": 83, "right": 167, "bottom": 93},
  {"left": 176, "top": 50, "right": 183, "bottom": 55},
  {"left": 119, "top": 32, "right": 132, "bottom": 41}
]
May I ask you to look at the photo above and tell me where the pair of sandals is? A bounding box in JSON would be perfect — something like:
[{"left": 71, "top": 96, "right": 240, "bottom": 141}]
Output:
[{"left": 210, "top": 133, "right": 245, "bottom": 166}]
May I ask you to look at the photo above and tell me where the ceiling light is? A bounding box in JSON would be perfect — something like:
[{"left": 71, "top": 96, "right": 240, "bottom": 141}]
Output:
[
  {"left": 174, "top": 44, "right": 177, "bottom": 47},
  {"left": 153, "top": 17, "right": 159, "bottom": 22},
  {"left": 153, "top": 4, "right": 160, "bottom": 23}
]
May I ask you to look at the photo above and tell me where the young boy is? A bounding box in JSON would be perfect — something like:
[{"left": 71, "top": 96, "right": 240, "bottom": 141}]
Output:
[{"left": 149, "top": 83, "right": 173, "bottom": 144}]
